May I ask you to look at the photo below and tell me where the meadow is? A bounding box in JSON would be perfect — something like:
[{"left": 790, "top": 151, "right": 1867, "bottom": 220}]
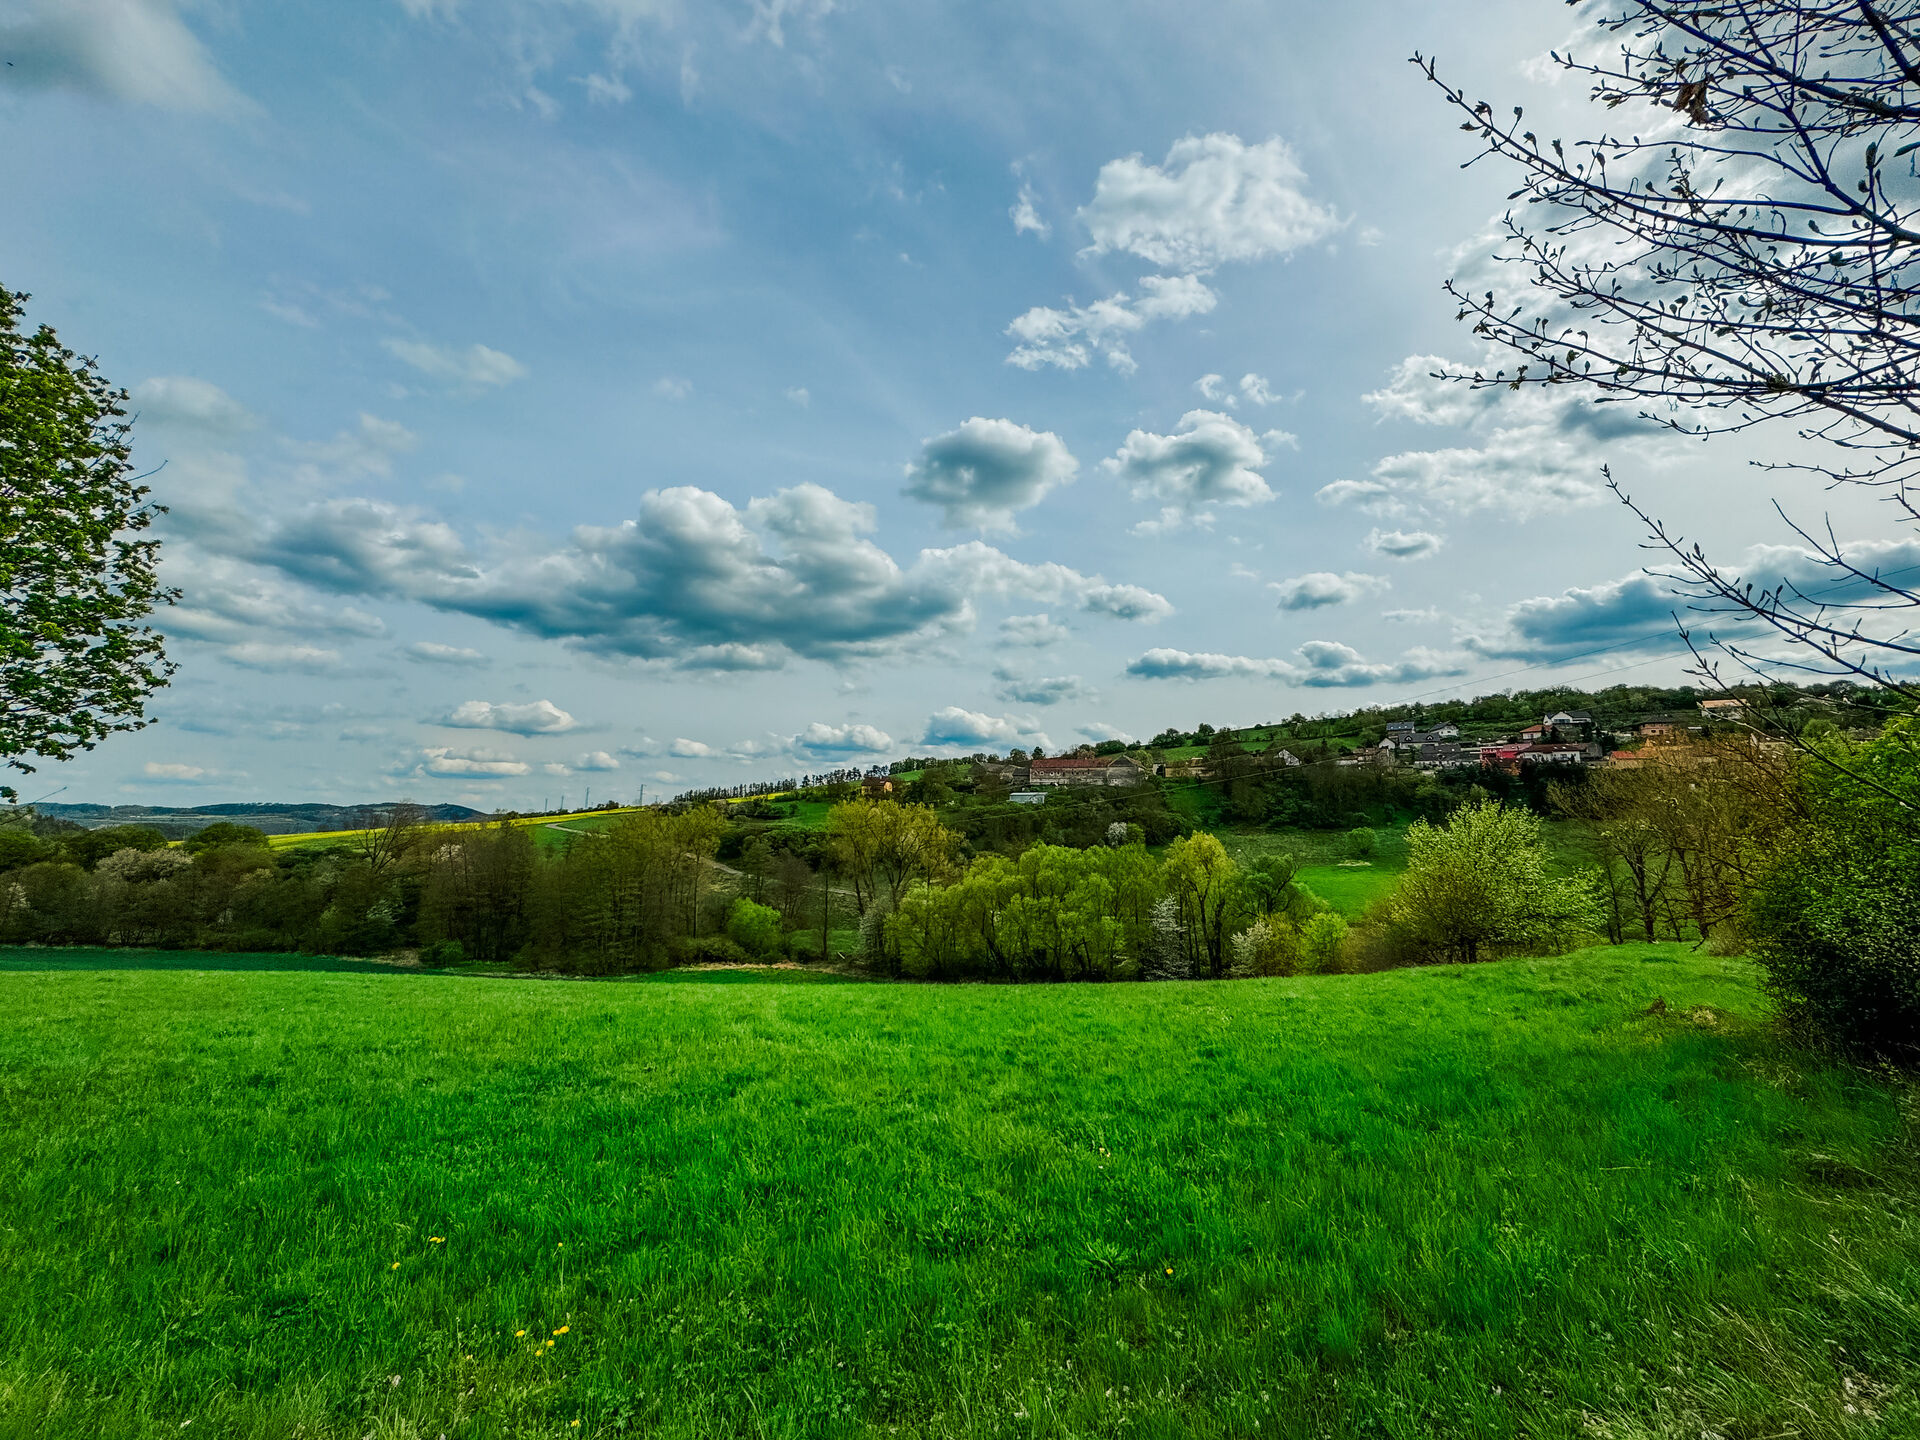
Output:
[{"left": 3, "top": 946, "right": 1917, "bottom": 1439}]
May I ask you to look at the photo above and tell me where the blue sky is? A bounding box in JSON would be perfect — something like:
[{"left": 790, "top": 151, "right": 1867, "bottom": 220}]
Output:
[{"left": 1, "top": 0, "right": 1893, "bottom": 807}]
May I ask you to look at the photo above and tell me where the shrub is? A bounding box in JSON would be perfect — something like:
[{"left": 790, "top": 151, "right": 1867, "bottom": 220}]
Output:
[
  {"left": 421, "top": 939, "right": 467, "bottom": 967},
  {"left": 726, "top": 898, "right": 784, "bottom": 958},
  {"left": 1301, "top": 911, "right": 1351, "bottom": 972},
  {"left": 668, "top": 935, "right": 752, "bottom": 966},
  {"left": 1747, "top": 715, "right": 1920, "bottom": 1061},
  {"left": 1387, "top": 799, "right": 1598, "bottom": 963},
  {"left": 1345, "top": 826, "right": 1378, "bottom": 860},
  {"left": 1228, "top": 917, "right": 1299, "bottom": 977}
]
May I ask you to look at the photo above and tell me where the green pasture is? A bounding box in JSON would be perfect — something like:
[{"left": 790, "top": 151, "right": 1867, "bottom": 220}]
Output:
[
  {"left": 3, "top": 945, "right": 1917, "bottom": 1439},
  {"left": 266, "top": 808, "right": 647, "bottom": 855}
]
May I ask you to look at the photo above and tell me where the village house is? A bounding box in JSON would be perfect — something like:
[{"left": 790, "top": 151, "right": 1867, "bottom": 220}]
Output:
[
  {"left": 860, "top": 774, "right": 894, "bottom": 798},
  {"left": 1544, "top": 709, "right": 1593, "bottom": 729},
  {"left": 1029, "top": 753, "right": 1149, "bottom": 788},
  {"left": 1699, "top": 698, "right": 1748, "bottom": 720}
]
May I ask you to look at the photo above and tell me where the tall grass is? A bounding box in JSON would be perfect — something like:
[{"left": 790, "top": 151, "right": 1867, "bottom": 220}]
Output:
[{"left": 1, "top": 945, "right": 1915, "bottom": 1438}]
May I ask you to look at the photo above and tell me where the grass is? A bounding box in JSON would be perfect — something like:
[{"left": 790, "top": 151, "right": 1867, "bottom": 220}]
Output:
[
  {"left": 267, "top": 808, "right": 648, "bottom": 854},
  {"left": 3, "top": 945, "right": 1917, "bottom": 1439}
]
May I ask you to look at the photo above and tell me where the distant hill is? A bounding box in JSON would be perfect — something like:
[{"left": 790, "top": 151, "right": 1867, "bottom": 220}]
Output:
[{"left": 34, "top": 802, "right": 489, "bottom": 838}]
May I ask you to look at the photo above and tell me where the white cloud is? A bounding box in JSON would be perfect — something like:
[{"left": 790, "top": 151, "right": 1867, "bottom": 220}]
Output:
[
  {"left": 785, "top": 386, "right": 810, "bottom": 406},
  {"left": 653, "top": 375, "right": 693, "bottom": 400},
  {"left": 287, "top": 414, "right": 418, "bottom": 486},
  {"left": 1238, "top": 373, "right": 1280, "bottom": 406},
  {"left": 1078, "top": 133, "right": 1342, "bottom": 272},
  {"left": 441, "top": 699, "right": 578, "bottom": 735},
  {"left": 577, "top": 72, "right": 631, "bottom": 104},
  {"left": 1104, "top": 410, "right": 1281, "bottom": 527},
  {"left": 131, "top": 376, "right": 257, "bottom": 434},
  {"left": 165, "top": 560, "right": 388, "bottom": 646},
  {"left": 994, "top": 671, "right": 1093, "bottom": 706},
  {"left": 1271, "top": 571, "right": 1390, "bottom": 611},
  {"left": 669, "top": 738, "right": 716, "bottom": 758},
  {"left": 922, "top": 706, "right": 1041, "bottom": 748},
  {"left": 382, "top": 338, "right": 529, "bottom": 390},
  {"left": 795, "top": 721, "right": 893, "bottom": 756},
  {"left": 0, "top": 0, "right": 248, "bottom": 114},
  {"left": 1316, "top": 478, "right": 1398, "bottom": 513},
  {"left": 1005, "top": 275, "right": 1216, "bottom": 372},
  {"left": 219, "top": 642, "right": 344, "bottom": 672},
  {"left": 419, "top": 747, "right": 530, "bottom": 779},
  {"left": 1127, "top": 642, "right": 1464, "bottom": 688},
  {"left": 403, "top": 641, "right": 490, "bottom": 667},
  {"left": 144, "top": 761, "right": 206, "bottom": 780},
  {"left": 1193, "top": 372, "right": 1282, "bottom": 409},
  {"left": 1010, "top": 181, "right": 1049, "bottom": 238},
  {"left": 1366, "top": 528, "right": 1444, "bottom": 560},
  {"left": 1079, "top": 722, "right": 1135, "bottom": 744},
  {"left": 1125, "top": 648, "right": 1294, "bottom": 681},
  {"left": 245, "top": 480, "right": 1168, "bottom": 670},
  {"left": 901, "top": 417, "right": 1078, "bottom": 532},
  {"left": 999, "top": 613, "right": 1069, "bottom": 647},
  {"left": 575, "top": 750, "right": 621, "bottom": 771}
]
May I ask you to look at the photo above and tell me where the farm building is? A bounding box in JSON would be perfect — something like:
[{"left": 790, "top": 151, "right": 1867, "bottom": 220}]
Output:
[{"left": 1029, "top": 754, "right": 1149, "bottom": 788}]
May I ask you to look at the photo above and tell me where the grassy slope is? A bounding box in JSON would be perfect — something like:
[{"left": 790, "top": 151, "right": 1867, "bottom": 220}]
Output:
[{"left": 2, "top": 947, "right": 1916, "bottom": 1440}]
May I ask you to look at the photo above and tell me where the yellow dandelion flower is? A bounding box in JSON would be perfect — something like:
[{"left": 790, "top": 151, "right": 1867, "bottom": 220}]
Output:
[
  {"left": 515, "top": 1330, "right": 526, "bottom": 1338},
  {"left": 1164, "top": 1267, "right": 1174, "bottom": 1276},
  {"left": 553, "top": 1326, "right": 569, "bottom": 1335},
  {"left": 390, "top": 1262, "right": 402, "bottom": 1271},
  {"left": 571, "top": 1423, "right": 580, "bottom": 1430},
  {"left": 429, "top": 1236, "right": 445, "bottom": 1244}
]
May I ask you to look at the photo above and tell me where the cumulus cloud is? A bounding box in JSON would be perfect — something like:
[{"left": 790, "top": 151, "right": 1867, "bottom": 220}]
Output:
[
  {"left": 1360, "top": 354, "right": 1665, "bottom": 517},
  {"left": 0, "top": 0, "right": 248, "bottom": 113},
  {"left": 1271, "top": 571, "right": 1390, "bottom": 611},
  {"left": 901, "top": 417, "right": 1077, "bottom": 532},
  {"left": 1464, "top": 572, "right": 1683, "bottom": 662},
  {"left": 575, "top": 750, "right": 621, "bottom": 771},
  {"left": 144, "top": 761, "right": 206, "bottom": 781},
  {"left": 669, "top": 738, "right": 715, "bottom": 758},
  {"left": 1103, "top": 410, "right": 1283, "bottom": 529},
  {"left": 219, "top": 642, "right": 344, "bottom": 672},
  {"left": 1005, "top": 274, "right": 1216, "bottom": 373},
  {"left": 999, "top": 613, "right": 1068, "bottom": 647},
  {"left": 404, "top": 641, "right": 490, "bottom": 667},
  {"left": 1127, "top": 642, "right": 1465, "bottom": 688},
  {"left": 382, "top": 338, "right": 528, "bottom": 390},
  {"left": 921, "top": 707, "right": 1043, "bottom": 748},
  {"left": 653, "top": 375, "right": 693, "bottom": 400},
  {"left": 165, "top": 561, "right": 387, "bottom": 646},
  {"left": 1079, "top": 722, "right": 1135, "bottom": 744},
  {"left": 994, "top": 670, "right": 1094, "bottom": 706},
  {"left": 440, "top": 699, "right": 578, "bottom": 735},
  {"left": 240, "top": 481, "right": 1167, "bottom": 670},
  {"left": 1195, "top": 371, "right": 1285, "bottom": 409},
  {"left": 1078, "top": 133, "right": 1343, "bottom": 272},
  {"left": 1315, "top": 478, "right": 1399, "bottom": 514},
  {"left": 1010, "top": 181, "right": 1049, "bottom": 238},
  {"left": 1366, "top": 528, "right": 1444, "bottom": 560},
  {"left": 794, "top": 721, "right": 893, "bottom": 756},
  {"left": 419, "top": 746, "right": 530, "bottom": 779},
  {"left": 131, "top": 376, "right": 257, "bottom": 434}
]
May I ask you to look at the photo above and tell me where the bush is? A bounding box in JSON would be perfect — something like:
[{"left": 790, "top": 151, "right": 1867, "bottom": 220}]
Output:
[
  {"left": 1228, "top": 917, "right": 1299, "bottom": 977},
  {"left": 726, "top": 898, "right": 783, "bottom": 958},
  {"left": 421, "top": 939, "right": 467, "bottom": 966},
  {"left": 1345, "top": 826, "right": 1378, "bottom": 859},
  {"left": 669, "top": 934, "right": 752, "bottom": 966},
  {"left": 1302, "top": 911, "right": 1351, "bottom": 973},
  {"left": 1747, "top": 716, "right": 1920, "bottom": 1061},
  {"left": 184, "top": 822, "right": 269, "bottom": 854}
]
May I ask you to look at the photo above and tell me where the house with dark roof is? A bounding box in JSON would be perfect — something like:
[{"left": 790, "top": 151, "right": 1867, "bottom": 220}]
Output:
[{"left": 1029, "top": 753, "right": 1148, "bottom": 788}]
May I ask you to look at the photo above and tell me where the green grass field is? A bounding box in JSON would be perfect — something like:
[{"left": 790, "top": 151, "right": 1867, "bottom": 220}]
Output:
[{"left": 3, "top": 945, "right": 1916, "bottom": 1439}]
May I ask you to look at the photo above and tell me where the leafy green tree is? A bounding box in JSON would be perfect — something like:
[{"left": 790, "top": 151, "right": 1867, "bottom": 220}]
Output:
[
  {"left": 60, "top": 824, "right": 167, "bottom": 870},
  {"left": 1164, "top": 831, "right": 1238, "bottom": 978},
  {"left": 2, "top": 287, "right": 175, "bottom": 801},
  {"left": 726, "top": 897, "right": 784, "bottom": 958},
  {"left": 0, "top": 825, "right": 46, "bottom": 872},
  {"left": 1301, "top": 911, "right": 1350, "bottom": 973},
  {"left": 1345, "top": 827, "right": 1377, "bottom": 860},
  {"left": 184, "top": 821, "right": 269, "bottom": 853},
  {"left": 1388, "top": 800, "right": 1597, "bottom": 963}
]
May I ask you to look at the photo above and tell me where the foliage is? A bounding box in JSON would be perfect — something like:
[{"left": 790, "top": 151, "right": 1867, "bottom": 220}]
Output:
[
  {"left": 1388, "top": 800, "right": 1599, "bottom": 963},
  {"left": 1301, "top": 911, "right": 1351, "bottom": 974},
  {"left": 182, "top": 821, "right": 269, "bottom": 853},
  {"left": 1748, "top": 715, "right": 1920, "bottom": 1060},
  {"left": 0, "top": 286, "right": 175, "bottom": 801},
  {"left": 2, "top": 947, "right": 1917, "bottom": 1437},
  {"left": 726, "top": 897, "right": 784, "bottom": 958},
  {"left": 1345, "top": 826, "right": 1377, "bottom": 859}
]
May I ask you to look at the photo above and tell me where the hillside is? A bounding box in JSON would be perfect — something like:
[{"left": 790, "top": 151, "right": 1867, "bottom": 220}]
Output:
[
  {"left": 1, "top": 946, "right": 1915, "bottom": 1439},
  {"left": 35, "top": 801, "right": 489, "bottom": 838}
]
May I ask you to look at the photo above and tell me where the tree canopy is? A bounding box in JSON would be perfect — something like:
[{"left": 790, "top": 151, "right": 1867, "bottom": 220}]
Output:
[{"left": 1, "top": 286, "right": 174, "bottom": 801}]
